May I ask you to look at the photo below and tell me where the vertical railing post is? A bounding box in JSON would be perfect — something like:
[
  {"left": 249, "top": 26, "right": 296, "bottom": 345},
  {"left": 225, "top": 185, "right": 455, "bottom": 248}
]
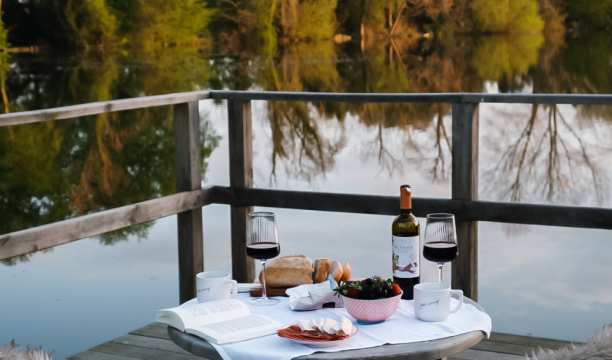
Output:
[
  {"left": 174, "top": 101, "right": 204, "bottom": 304},
  {"left": 451, "top": 102, "right": 479, "bottom": 301},
  {"left": 228, "top": 99, "right": 256, "bottom": 283}
]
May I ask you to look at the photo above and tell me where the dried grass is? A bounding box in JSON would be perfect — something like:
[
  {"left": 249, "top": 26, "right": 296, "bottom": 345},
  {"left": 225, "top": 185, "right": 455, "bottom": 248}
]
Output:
[
  {"left": 530, "top": 325, "right": 612, "bottom": 360},
  {"left": 0, "top": 341, "right": 52, "bottom": 360}
]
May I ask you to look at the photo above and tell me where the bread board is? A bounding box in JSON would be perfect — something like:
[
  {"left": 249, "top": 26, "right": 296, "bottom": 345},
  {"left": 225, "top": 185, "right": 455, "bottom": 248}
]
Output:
[{"left": 249, "top": 286, "right": 290, "bottom": 297}]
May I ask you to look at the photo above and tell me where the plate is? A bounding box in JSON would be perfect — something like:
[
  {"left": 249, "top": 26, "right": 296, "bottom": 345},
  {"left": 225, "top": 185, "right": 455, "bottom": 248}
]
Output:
[{"left": 279, "top": 326, "right": 358, "bottom": 348}]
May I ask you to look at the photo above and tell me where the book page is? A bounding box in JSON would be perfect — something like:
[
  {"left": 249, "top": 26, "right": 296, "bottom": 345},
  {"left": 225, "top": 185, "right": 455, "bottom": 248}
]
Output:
[
  {"left": 189, "top": 314, "right": 283, "bottom": 344},
  {"left": 157, "top": 299, "right": 250, "bottom": 330}
]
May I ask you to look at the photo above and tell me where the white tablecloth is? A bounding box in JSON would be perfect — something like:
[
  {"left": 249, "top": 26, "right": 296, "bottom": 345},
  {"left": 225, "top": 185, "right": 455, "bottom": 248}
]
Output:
[{"left": 183, "top": 293, "right": 491, "bottom": 360}]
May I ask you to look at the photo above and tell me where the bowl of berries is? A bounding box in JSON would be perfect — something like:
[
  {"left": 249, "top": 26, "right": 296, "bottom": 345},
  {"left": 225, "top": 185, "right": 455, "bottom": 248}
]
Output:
[{"left": 334, "top": 276, "right": 403, "bottom": 324}]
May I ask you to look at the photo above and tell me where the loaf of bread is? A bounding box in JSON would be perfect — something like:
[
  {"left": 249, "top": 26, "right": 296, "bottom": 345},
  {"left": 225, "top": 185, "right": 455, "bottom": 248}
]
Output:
[
  {"left": 313, "top": 258, "right": 332, "bottom": 283},
  {"left": 258, "top": 255, "right": 314, "bottom": 287},
  {"left": 329, "top": 260, "right": 344, "bottom": 282},
  {"left": 340, "top": 262, "right": 351, "bottom": 282}
]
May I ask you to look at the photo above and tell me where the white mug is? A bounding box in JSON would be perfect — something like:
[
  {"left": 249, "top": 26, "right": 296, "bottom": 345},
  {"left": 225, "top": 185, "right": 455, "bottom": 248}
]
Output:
[
  {"left": 196, "top": 271, "right": 238, "bottom": 303},
  {"left": 414, "top": 282, "right": 463, "bottom": 322}
]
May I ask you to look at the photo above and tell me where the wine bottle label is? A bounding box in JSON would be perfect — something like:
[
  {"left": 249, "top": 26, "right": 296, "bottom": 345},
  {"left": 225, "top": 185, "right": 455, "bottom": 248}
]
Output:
[{"left": 392, "top": 235, "right": 420, "bottom": 278}]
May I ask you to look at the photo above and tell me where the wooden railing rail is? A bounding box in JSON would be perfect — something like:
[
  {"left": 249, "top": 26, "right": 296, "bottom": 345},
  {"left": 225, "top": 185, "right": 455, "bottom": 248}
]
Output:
[
  {"left": 4, "top": 185, "right": 611, "bottom": 264},
  {"left": 0, "top": 91, "right": 210, "bottom": 127},
  {"left": 207, "top": 186, "right": 612, "bottom": 229},
  {"left": 3, "top": 90, "right": 612, "bottom": 128},
  {"left": 210, "top": 90, "right": 612, "bottom": 105},
  {"left": 2, "top": 90, "right": 612, "bottom": 302},
  {"left": 0, "top": 188, "right": 212, "bottom": 261}
]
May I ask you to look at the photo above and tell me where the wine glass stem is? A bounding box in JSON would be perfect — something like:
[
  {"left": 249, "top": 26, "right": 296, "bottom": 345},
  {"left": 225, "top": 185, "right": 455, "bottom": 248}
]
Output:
[
  {"left": 261, "top": 260, "right": 268, "bottom": 300},
  {"left": 438, "top": 263, "right": 444, "bottom": 283}
]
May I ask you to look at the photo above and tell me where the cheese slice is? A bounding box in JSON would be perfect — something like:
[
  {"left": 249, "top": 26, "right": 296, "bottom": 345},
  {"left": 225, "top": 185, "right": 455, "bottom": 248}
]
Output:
[
  {"left": 311, "top": 317, "right": 325, "bottom": 331},
  {"left": 297, "top": 319, "right": 314, "bottom": 331},
  {"left": 318, "top": 317, "right": 326, "bottom": 331},
  {"left": 333, "top": 317, "right": 353, "bottom": 335},
  {"left": 322, "top": 318, "right": 338, "bottom": 334}
]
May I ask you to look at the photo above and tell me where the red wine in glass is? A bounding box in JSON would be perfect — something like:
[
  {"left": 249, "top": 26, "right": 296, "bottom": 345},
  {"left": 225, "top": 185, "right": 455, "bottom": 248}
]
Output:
[
  {"left": 423, "top": 213, "right": 458, "bottom": 283},
  {"left": 423, "top": 242, "right": 458, "bottom": 263},
  {"left": 246, "top": 212, "right": 281, "bottom": 306},
  {"left": 246, "top": 242, "right": 281, "bottom": 260}
]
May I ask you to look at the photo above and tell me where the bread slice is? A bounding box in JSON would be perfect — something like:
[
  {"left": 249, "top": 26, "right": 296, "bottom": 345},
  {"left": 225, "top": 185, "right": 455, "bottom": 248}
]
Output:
[
  {"left": 329, "top": 260, "right": 344, "bottom": 282},
  {"left": 313, "top": 258, "right": 332, "bottom": 283},
  {"left": 258, "top": 255, "right": 313, "bottom": 287},
  {"left": 340, "top": 262, "right": 351, "bottom": 282}
]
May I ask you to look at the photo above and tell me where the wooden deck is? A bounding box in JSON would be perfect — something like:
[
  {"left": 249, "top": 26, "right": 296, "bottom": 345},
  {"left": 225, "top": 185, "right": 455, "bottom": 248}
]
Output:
[{"left": 66, "top": 323, "right": 577, "bottom": 360}]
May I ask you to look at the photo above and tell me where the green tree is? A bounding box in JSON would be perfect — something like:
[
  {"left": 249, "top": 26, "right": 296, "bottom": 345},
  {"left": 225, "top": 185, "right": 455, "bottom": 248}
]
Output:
[
  {"left": 33, "top": 0, "right": 117, "bottom": 47},
  {"left": 131, "top": 0, "right": 213, "bottom": 50},
  {"left": 472, "top": 34, "right": 544, "bottom": 83},
  {"left": 565, "top": 0, "right": 612, "bottom": 29},
  {"left": 204, "top": 0, "right": 277, "bottom": 53},
  {"left": 64, "top": 0, "right": 117, "bottom": 47},
  {"left": 472, "top": 0, "right": 545, "bottom": 32},
  {"left": 362, "top": 0, "right": 404, "bottom": 33},
  {"left": 279, "top": 0, "right": 337, "bottom": 40}
]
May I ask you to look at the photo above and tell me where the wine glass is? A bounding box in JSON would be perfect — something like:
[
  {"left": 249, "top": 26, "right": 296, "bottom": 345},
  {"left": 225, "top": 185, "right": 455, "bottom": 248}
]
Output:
[
  {"left": 423, "top": 213, "right": 458, "bottom": 283},
  {"left": 246, "top": 212, "right": 281, "bottom": 306}
]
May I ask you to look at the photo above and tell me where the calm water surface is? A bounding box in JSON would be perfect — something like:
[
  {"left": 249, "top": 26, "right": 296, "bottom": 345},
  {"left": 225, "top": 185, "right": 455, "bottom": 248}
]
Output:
[{"left": 2, "top": 33, "right": 612, "bottom": 359}]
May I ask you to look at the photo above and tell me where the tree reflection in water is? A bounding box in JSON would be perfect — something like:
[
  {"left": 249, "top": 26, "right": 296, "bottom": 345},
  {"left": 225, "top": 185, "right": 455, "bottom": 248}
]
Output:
[
  {"left": 0, "top": 49, "right": 221, "bottom": 264},
  {"left": 3, "top": 29, "right": 612, "bottom": 264},
  {"left": 482, "top": 104, "right": 608, "bottom": 208},
  {"left": 481, "top": 32, "right": 611, "bottom": 210}
]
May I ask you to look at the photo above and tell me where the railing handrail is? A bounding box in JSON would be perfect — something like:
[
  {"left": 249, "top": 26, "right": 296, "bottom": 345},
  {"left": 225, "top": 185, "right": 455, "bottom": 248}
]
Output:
[
  {"left": 2, "top": 90, "right": 612, "bottom": 128},
  {"left": 0, "top": 91, "right": 211, "bottom": 127},
  {"left": 2, "top": 185, "right": 611, "bottom": 261},
  {"left": 211, "top": 90, "right": 612, "bottom": 105}
]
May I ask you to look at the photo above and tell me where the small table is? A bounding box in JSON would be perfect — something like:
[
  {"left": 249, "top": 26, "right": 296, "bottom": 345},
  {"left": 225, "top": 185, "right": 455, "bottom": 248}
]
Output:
[{"left": 168, "top": 298, "right": 486, "bottom": 360}]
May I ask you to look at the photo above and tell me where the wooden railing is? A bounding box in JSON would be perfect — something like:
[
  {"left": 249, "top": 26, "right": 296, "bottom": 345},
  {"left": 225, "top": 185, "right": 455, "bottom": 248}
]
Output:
[{"left": 1, "top": 90, "right": 612, "bottom": 304}]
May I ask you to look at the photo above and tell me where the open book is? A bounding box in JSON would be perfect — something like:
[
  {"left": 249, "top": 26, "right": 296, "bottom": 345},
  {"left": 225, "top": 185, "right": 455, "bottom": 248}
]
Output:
[{"left": 156, "top": 299, "right": 283, "bottom": 344}]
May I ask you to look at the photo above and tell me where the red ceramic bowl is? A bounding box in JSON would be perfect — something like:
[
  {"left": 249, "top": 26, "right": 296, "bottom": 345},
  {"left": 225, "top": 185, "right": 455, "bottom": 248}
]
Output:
[{"left": 341, "top": 292, "right": 402, "bottom": 324}]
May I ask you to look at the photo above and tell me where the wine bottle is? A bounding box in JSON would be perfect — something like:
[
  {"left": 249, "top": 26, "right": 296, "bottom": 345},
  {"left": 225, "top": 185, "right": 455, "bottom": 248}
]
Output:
[{"left": 392, "top": 184, "right": 420, "bottom": 300}]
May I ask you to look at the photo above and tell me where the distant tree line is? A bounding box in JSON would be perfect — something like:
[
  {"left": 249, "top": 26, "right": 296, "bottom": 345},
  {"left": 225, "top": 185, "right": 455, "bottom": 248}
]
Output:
[{"left": 0, "top": 0, "right": 611, "bottom": 49}]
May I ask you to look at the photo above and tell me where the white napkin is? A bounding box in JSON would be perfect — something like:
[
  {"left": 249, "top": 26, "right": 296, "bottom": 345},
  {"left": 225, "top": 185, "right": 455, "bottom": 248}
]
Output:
[{"left": 285, "top": 280, "right": 344, "bottom": 310}]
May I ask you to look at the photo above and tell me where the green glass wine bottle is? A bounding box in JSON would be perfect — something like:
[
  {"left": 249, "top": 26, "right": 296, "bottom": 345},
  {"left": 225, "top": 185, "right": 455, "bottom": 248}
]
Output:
[{"left": 392, "top": 185, "right": 420, "bottom": 300}]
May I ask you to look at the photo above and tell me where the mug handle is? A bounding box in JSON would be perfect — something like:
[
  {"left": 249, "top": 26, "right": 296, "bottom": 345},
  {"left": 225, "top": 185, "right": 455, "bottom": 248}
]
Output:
[
  {"left": 226, "top": 280, "right": 238, "bottom": 298},
  {"left": 449, "top": 289, "right": 463, "bottom": 314}
]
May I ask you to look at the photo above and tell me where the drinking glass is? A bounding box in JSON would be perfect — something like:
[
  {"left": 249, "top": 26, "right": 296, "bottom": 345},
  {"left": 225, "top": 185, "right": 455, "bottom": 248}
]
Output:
[
  {"left": 423, "top": 213, "right": 458, "bottom": 283},
  {"left": 246, "top": 212, "right": 281, "bottom": 306}
]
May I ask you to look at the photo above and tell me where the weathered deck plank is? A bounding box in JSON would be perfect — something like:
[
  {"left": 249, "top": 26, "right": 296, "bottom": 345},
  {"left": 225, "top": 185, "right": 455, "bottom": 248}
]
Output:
[
  {"left": 471, "top": 341, "right": 540, "bottom": 356},
  {"left": 110, "top": 334, "right": 193, "bottom": 355},
  {"left": 129, "top": 322, "right": 171, "bottom": 340},
  {"left": 88, "top": 342, "right": 204, "bottom": 360},
  {"left": 66, "top": 322, "right": 578, "bottom": 360},
  {"left": 67, "top": 351, "right": 136, "bottom": 360},
  {"left": 449, "top": 348, "right": 525, "bottom": 360},
  {"left": 486, "top": 332, "right": 578, "bottom": 350}
]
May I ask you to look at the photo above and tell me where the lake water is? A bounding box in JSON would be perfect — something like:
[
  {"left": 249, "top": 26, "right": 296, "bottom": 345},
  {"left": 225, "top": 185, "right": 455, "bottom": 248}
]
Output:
[{"left": 2, "top": 33, "right": 612, "bottom": 359}]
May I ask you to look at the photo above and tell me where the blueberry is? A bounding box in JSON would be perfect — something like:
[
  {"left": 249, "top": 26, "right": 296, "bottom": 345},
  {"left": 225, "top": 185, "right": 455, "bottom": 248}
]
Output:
[
  {"left": 365, "top": 278, "right": 374, "bottom": 286},
  {"left": 375, "top": 286, "right": 383, "bottom": 296},
  {"left": 381, "top": 288, "right": 388, "bottom": 297}
]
